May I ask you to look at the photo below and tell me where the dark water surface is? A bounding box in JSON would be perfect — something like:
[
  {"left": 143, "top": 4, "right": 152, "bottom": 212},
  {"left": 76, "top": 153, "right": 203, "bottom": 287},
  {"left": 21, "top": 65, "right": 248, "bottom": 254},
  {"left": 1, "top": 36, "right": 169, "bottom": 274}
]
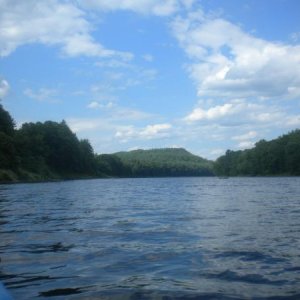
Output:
[{"left": 1, "top": 177, "right": 300, "bottom": 299}]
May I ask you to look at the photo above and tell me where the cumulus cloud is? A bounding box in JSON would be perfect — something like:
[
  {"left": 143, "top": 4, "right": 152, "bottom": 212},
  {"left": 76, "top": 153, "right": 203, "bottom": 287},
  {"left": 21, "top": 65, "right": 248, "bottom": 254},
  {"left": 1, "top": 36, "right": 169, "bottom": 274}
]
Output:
[
  {"left": 115, "top": 123, "right": 172, "bottom": 141},
  {"left": 183, "top": 99, "right": 298, "bottom": 129},
  {"left": 0, "top": 0, "right": 132, "bottom": 59},
  {"left": 184, "top": 100, "right": 259, "bottom": 123},
  {"left": 0, "top": 79, "right": 10, "bottom": 99},
  {"left": 140, "top": 123, "right": 172, "bottom": 138},
  {"left": 171, "top": 12, "right": 300, "bottom": 100},
  {"left": 176, "top": 11, "right": 300, "bottom": 146},
  {"left": 185, "top": 103, "right": 235, "bottom": 122}
]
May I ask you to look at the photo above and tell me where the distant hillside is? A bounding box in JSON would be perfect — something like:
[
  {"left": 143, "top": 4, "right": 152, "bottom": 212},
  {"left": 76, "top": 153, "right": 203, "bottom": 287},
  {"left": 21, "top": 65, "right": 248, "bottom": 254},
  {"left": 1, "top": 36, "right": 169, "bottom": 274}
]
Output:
[
  {"left": 2, "top": 101, "right": 300, "bottom": 182},
  {"left": 0, "top": 103, "right": 214, "bottom": 182},
  {"left": 114, "top": 148, "right": 214, "bottom": 177},
  {"left": 214, "top": 129, "right": 300, "bottom": 176}
]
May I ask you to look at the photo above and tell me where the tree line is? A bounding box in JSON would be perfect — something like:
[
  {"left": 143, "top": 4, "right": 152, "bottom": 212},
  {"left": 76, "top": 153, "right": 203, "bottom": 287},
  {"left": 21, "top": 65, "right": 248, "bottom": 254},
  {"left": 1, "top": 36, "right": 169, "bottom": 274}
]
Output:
[
  {"left": 114, "top": 148, "right": 213, "bottom": 177},
  {"left": 0, "top": 104, "right": 213, "bottom": 182},
  {"left": 1, "top": 103, "right": 300, "bottom": 182},
  {"left": 214, "top": 130, "right": 300, "bottom": 176},
  {"left": 0, "top": 104, "right": 99, "bottom": 181}
]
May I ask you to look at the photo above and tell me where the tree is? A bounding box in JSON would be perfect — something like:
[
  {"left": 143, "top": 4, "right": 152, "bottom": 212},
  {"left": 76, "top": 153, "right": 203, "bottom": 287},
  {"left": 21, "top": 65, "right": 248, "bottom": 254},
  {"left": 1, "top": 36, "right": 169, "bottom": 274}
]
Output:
[
  {"left": 78, "top": 139, "right": 97, "bottom": 174},
  {"left": 0, "top": 104, "right": 15, "bottom": 136},
  {"left": 0, "top": 105, "right": 18, "bottom": 170},
  {"left": 214, "top": 130, "right": 300, "bottom": 176},
  {"left": 95, "top": 154, "right": 128, "bottom": 177}
]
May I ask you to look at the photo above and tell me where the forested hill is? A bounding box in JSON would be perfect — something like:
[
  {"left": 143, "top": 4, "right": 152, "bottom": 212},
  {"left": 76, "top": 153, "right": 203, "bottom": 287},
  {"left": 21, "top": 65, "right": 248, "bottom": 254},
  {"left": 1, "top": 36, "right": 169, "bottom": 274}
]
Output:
[
  {"left": 0, "top": 104, "right": 213, "bottom": 182},
  {"left": 214, "top": 130, "right": 300, "bottom": 176},
  {"left": 1, "top": 103, "right": 300, "bottom": 182},
  {"left": 114, "top": 148, "right": 214, "bottom": 177}
]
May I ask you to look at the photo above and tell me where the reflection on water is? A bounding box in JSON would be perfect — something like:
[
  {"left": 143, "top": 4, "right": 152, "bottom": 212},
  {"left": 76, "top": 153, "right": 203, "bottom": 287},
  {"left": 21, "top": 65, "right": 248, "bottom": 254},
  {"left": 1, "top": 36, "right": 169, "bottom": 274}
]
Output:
[{"left": 1, "top": 177, "right": 300, "bottom": 299}]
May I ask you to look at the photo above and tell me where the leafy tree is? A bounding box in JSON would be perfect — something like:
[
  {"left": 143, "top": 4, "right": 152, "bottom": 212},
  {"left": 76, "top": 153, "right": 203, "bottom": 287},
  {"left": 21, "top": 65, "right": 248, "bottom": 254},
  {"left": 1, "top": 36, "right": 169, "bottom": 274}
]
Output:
[
  {"left": 0, "top": 132, "right": 18, "bottom": 169},
  {"left": 215, "top": 130, "right": 300, "bottom": 176},
  {"left": 0, "top": 104, "right": 15, "bottom": 136},
  {"left": 15, "top": 120, "right": 97, "bottom": 176},
  {"left": 78, "top": 139, "right": 97, "bottom": 174},
  {"left": 95, "top": 154, "right": 129, "bottom": 177},
  {"left": 115, "top": 148, "right": 214, "bottom": 177},
  {"left": 0, "top": 105, "right": 18, "bottom": 170}
]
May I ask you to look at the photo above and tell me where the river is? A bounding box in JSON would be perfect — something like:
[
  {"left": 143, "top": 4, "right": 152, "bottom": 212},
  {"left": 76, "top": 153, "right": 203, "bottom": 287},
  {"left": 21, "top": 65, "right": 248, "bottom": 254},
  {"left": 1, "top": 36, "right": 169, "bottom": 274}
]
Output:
[{"left": 1, "top": 177, "right": 300, "bottom": 299}]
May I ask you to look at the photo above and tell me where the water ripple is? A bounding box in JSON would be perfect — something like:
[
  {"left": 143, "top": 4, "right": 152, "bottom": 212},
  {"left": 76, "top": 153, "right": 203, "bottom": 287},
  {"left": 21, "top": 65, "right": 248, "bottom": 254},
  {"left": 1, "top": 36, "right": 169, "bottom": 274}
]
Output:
[{"left": 1, "top": 177, "right": 300, "bottom": 299}]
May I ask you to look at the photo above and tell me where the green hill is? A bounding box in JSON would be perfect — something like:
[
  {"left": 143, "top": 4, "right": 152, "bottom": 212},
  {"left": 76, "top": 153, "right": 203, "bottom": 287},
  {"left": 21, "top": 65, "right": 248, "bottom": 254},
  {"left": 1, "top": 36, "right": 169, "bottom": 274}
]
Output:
[
  {"left": 114, "top": 148, "right": 214, "bottom": 177},
  {"left": 0, "top": 103, "right": 213, "bottom": 182},
  {"left": 2, "top": 101, "right": 300, "bottom": 182},
  {"left": 214, "top": 129, "right": 300, "bottom": 176}
]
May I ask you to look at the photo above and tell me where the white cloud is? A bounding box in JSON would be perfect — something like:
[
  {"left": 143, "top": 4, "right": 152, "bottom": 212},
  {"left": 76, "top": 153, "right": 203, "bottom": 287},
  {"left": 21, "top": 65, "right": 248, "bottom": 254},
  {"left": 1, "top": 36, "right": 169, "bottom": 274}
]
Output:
[
  {"left": 69, "top": 103, "right": 152, "bottom": 134},
  {"left": 140, "top": 123, "right": 172, "bottom": 138},
  {"left": 0, "top": 0, "right": 132, "bottom": 59},
  {"left": 185, "top": 103, "right": 235, "bottom": 122},
  {"left": 127, "top": 146, "right": 143, "bottom": 151},
  {"left": 87, "top": 101, "right": 114, "bottom": 109},
  {"left": 183, "top": 99, "right": 300, "bottom": 130},
  {"left": 180, "top": 0, "right": 196, "bottom": 9},
  {"left": 87, "top": 101, "right": 101, "bottom": 109},
  {"left": 67, "top": 118, "right": 109, "bottom": 133},
  {"left": 0, "top": 79, "right": 10, "bottom": 99},
  {"left": 232, "top": 131, "right": 257, "bottom": 141},
  {"left": 171, "top": 10, "right": 300, "bottom": 155},
  {"left": 286, "top": 115, "right": 300, "bottom": 127},
  {"left": 78, "top": 0, "right": 197, "bottom": 16},
  {"left": 24, "top": 87, "right": 59, "bottom": 102},
  {"left": 79, "top": 0, "right": 179, "bottom": 16},
  {"left": 171, "top": 12, "right": 300, "bottom": 100},
  {"left": 115, "top": 123, "right": 172, "bottom": 141},
  {"left": 237, "top": 140, "right": 255, "bottom": 149}
]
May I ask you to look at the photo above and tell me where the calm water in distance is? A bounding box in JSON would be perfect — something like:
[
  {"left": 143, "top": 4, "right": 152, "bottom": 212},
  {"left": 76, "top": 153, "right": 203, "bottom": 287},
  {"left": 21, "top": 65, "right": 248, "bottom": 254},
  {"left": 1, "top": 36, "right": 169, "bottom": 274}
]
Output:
[{"left": 1, "top": 177, "right": 300, "bottom": 299}]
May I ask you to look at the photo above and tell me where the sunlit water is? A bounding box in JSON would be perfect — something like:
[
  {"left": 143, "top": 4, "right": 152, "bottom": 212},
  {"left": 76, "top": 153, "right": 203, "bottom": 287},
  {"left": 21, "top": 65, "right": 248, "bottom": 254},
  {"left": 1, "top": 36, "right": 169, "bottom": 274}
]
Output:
[{"left": 1, "top": 177, "right": 300, "bottom": 299}]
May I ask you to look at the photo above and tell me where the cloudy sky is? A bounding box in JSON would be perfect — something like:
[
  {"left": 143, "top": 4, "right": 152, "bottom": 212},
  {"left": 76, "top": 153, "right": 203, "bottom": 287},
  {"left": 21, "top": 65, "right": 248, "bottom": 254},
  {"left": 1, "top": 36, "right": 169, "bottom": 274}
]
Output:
[{"left": 1, "top": 0, "right": 300, "bottom": 159}]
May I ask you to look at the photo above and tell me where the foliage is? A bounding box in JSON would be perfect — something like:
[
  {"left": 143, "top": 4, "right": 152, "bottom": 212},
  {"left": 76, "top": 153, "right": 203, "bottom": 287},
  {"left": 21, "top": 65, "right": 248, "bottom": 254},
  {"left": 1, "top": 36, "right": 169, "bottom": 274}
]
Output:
[
  {"left": 14, "top": 121, "right": 98, "bottom": 176},
  {"left": 0, "top": 105, "right": 18, "bottom": 170},
  {"left": 214, "top": 130, "right": 300, "bottom": 176},
  {"left": 1, "top": 103, "right": 300, "bottom": 182},
  {"left": 0, "top": 105, "right": 99, "bottom": 181},
  {"left": 95, "top": 154, "right": 130, "bottom": 177},
  {"left": 0, "top": 104, "right": 15, "bottom": 136},
  {"left": 115, "top": 148, "right": 214, "bottom": 177}
]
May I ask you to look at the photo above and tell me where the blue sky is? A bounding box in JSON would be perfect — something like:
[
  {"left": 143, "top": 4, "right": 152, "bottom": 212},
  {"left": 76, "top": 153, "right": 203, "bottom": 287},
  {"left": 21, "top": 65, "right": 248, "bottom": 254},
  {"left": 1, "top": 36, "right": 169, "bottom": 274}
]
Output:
[{"left": 0, "top": 0, "right": 300, "bottom": 159}]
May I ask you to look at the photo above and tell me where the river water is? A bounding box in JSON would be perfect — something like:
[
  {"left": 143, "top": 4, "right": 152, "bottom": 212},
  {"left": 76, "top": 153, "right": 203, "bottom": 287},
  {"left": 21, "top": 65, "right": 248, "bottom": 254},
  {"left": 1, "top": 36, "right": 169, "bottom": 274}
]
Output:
[{"left": 0, "top": 177, "right": 300, "bottom": 299}]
